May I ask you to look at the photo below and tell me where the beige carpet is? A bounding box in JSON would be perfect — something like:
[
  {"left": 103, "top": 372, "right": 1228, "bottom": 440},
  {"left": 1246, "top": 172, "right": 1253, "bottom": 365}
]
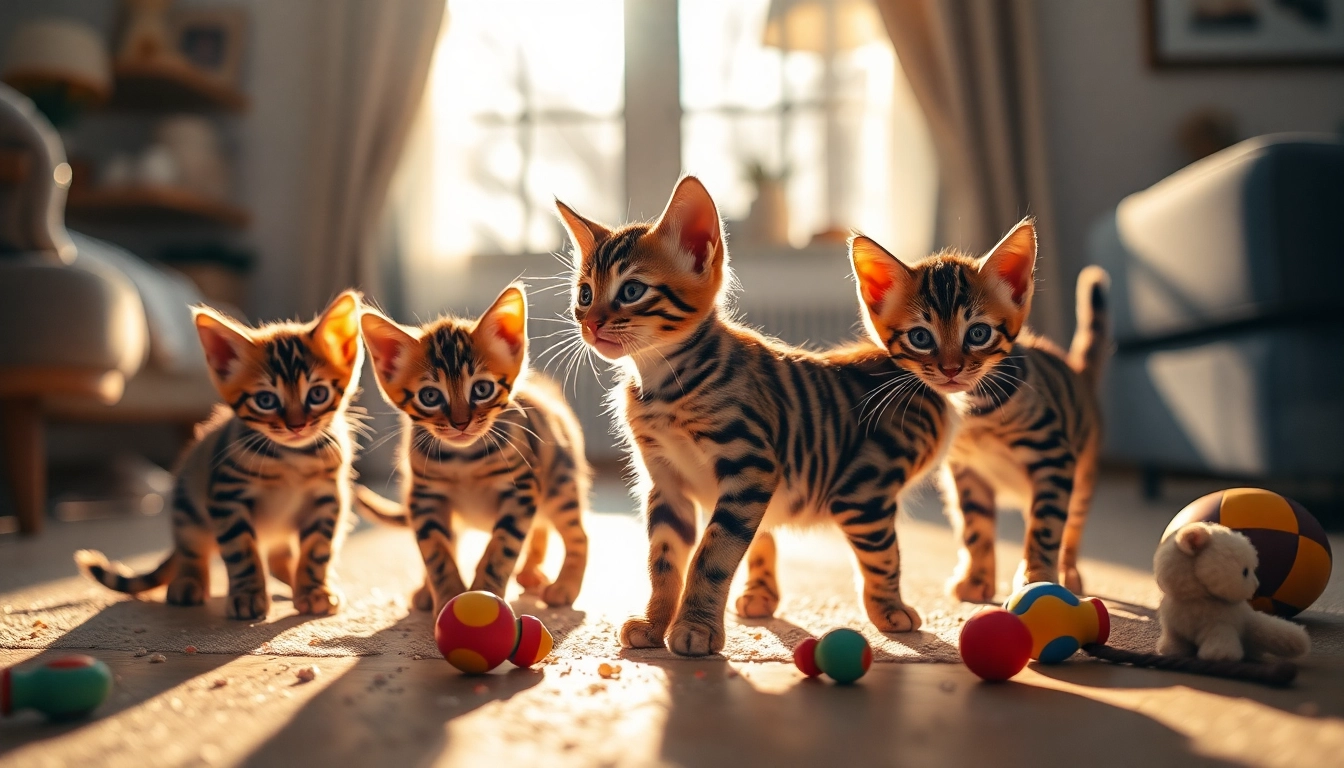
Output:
[{"left": 3, "top": 507, "right": 1341, "bottom": 663}]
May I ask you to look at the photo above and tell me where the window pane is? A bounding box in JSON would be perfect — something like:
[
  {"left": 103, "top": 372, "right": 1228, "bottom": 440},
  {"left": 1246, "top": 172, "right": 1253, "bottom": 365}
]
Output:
[
  {"left": 525, "top": 121, "right": 625, "bottom": 253},
  {"left": 679, "top": 0, "right": 934, "bottom": 255}
]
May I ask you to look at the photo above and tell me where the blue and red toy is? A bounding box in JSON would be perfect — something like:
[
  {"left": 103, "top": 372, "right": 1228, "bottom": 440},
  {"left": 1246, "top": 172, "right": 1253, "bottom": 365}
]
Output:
[{"left": 1004, "top": 582, "right": 1110, "bottom": 663}]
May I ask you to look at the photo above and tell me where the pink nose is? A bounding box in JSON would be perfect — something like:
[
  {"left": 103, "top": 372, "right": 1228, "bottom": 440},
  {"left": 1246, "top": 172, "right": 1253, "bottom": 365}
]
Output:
[{"left": 940, "top": 366, "right": 962, "bottom": 379}]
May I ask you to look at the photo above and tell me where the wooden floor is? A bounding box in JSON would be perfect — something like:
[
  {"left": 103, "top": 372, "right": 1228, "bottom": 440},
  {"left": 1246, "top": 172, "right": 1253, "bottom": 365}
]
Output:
[{"left": 3, "top": 470, "right": 1342, "bottom": 767}]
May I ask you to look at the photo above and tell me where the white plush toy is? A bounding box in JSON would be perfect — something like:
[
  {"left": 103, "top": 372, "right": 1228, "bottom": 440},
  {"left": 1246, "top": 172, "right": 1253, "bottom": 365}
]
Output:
[{"left": 1155, "top": 522, "right": 1310, "bottom": 662}]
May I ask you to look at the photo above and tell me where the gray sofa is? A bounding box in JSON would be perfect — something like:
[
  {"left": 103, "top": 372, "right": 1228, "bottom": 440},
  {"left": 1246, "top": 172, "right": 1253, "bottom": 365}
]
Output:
[
  {"left": 1090, "top": 134, "right": 1344, "bottom": 487},
  {"left": 0, "top": 84, "right": 218, "bottom": 534}
]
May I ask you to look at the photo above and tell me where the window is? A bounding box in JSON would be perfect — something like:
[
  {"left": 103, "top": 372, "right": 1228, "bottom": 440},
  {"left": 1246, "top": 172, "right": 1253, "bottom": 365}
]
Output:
[{"left": 401, "top": 0, "right": 932, "bottom": 263}]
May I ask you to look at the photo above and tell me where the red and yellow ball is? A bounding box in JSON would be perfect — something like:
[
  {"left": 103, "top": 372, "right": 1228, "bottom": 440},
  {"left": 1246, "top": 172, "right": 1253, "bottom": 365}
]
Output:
[{"left": 434, "top": 591, "right": 553, "bottom": 674}]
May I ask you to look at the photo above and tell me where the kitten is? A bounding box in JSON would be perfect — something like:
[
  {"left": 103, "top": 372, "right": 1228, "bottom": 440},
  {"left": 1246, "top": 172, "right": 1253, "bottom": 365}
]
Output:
[
  {"left": 76, "top": 292, "right": 366, "bottom": 619},
  {"left": 555, "top": 177, "right": 953, "bottom": 657},
  {"left": 851, "top": 218, "right": 1109, "bottom": 600},
  {"left": 360, "top": 284, "right": 590, "bottom": 615}
]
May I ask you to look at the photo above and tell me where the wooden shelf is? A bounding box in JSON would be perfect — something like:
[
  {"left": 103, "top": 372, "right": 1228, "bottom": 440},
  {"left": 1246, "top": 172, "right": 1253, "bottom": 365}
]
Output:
[
  {"left": 108, "top": 59, "right": 248, "bottom": 113},
  {"left": 67, "top": 185, "right": 250, "bottom": 228}
]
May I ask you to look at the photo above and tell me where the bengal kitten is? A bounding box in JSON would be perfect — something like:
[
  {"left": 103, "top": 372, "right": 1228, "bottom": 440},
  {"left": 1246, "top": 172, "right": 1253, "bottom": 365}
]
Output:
[
  {"left": 359, "top": 284, "right": 590, "bottom": 616},
  {"left": 555, "top": 177, "right": 953, "bottom": 656},
  {"left": 76, "top": 292, "right": 365, "bottom": 619},
  {"left": 851, "top": 219, "right": 1110, "bottom": 601}
]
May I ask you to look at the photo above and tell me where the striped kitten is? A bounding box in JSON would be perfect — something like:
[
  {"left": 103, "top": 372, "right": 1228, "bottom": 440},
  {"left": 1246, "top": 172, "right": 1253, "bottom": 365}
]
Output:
[
  {"left": 76, "top": 291, "right": 365, "bottom": 619},
  {"left": 359, "top": 285, "right": 590, "bottom": 615},
  {"left": 851, "top": 219, "right": 1109, "bottom": 600},
  {"left": 556, "top": 177, "right": 952, "bottom": 656}
]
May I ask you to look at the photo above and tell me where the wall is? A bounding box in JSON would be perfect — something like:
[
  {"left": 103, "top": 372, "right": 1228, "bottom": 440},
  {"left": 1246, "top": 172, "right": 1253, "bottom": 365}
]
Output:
[{"left": 1033, "top": 0, "right": 1344, "bottom": 292}]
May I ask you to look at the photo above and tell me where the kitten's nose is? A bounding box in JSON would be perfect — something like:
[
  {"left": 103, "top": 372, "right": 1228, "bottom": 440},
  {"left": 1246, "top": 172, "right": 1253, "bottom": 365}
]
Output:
[
  {"left": 940, "top": 365, "right": 963, "bottom": 379},
  {"left": 450, "top": 417, "right": 470, "bottom": 431}
]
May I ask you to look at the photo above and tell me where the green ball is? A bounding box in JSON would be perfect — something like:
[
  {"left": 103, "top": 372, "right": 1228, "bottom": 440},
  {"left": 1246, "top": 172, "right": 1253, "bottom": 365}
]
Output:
[{"left": 813, "top": 628, "right": 873, "bottom": 684}]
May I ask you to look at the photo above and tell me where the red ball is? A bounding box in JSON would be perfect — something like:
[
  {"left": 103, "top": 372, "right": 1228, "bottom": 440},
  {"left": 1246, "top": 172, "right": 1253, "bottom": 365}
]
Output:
[
  {"left": 793, "top": 637, "right": 822, "bottom": 677},
  {"left": 435, "top": 591, "right": 519, "bottom": 674},
  {"left": 959, "top": 608, "right": 1032, "bottom": 682}
]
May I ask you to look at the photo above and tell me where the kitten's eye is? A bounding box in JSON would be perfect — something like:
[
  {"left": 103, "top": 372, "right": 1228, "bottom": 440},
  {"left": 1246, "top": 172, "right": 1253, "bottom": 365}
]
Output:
[
  {"left": 966, "top": 323, "right": 992, "bottom": 346},
  {"left": 619, "top": 280, "right": 646, "bottom": 303},
  {"left": 907, "top": 328, "right": 935, "bottom": 351},
  {"left": 577, "top": 284, "right": 593, "bottom": 306},
  {"left": 418, "top": 387, "right": 443, "bottom": 408},
  {"left": 471, "top": 380, "right": 496, "bottom": 402},
  {"left": 252, "top": 391, "right": 280, "bottom": 411},
  {"left": 1243, "top": 567, "right": 1250, "bottom": 577},
  {"left": 306, "top": 385, "right": 330, "bottom": 406}
]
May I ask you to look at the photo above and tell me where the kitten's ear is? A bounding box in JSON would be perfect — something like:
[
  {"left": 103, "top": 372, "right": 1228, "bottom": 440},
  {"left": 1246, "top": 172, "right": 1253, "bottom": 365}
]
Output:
[
  {"left": 850, "top": 235, "right": 916, "bottom": 321},
  {"left": 360, "top": 309, "right": 419, "bottom": 387},
  {"left": 555, "top": 200, "right": 612, "bottom": 259},
  {"left": 193, "top": 306, "right": 255, "bottom": 383},
  {"left": 978, "top": 217, "right": 1036, "bottom": 309},
  {"left": 313, "top": 290, "right": 363, "bottom": 373},
  {"left": 1175, "top": 524, "right": 1212, "bottom": 556},
  {"left": 475, "top": 284, "right": 528, "bottom": 366},
  {"left": 652, "top": 176, "right": 724, "bottom": 274}
]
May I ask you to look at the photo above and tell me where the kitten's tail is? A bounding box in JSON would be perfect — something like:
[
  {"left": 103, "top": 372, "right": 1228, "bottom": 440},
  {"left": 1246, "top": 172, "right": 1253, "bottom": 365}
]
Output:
[
  {"left": 1067, "top": 265, "right": 1111, "bottom": 390},
  {"left": 352, "top": 484, "right": 408, "bottom": 527},
  {"left": 74, "top": 549, "right": 177, "bottom": 594}
]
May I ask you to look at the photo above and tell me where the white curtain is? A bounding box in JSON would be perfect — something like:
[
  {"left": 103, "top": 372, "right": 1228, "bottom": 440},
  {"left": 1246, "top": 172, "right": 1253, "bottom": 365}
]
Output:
[
  {"left": 297, "top": 0, "right": 446, "bottom": 317},
  {"left": 872, "top": 0, "right": 1064, "bottom": 338}
]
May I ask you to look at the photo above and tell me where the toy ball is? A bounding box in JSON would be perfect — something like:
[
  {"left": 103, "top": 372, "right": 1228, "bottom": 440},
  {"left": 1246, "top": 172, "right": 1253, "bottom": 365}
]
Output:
[
  {"left": 434, "top": 591, "right": 553, "bottom": 674},
  {"left": 794, "top": 628, "right": 872, "bottom": 684},
  {"left": 1164, "top": 488, "right": 1332, "bottom": 618},
  {"left": 1005, "top": 583, "right": 1110, "bottom": 664},
  {"left": 793, "top": 637, "right": 822, "bottom": 677},
  {"left": 958, "top": 608, "right": 1033, "bottom": 681},
  {"left": 2, "top": 655, "right": 113, "bottom": 720}
]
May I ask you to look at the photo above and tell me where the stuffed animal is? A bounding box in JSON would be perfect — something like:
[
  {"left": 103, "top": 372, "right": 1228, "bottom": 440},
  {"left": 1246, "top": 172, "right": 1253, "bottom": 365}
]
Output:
[{"left": 1155, "top": 522, "right": 1310, "bottom": 662}]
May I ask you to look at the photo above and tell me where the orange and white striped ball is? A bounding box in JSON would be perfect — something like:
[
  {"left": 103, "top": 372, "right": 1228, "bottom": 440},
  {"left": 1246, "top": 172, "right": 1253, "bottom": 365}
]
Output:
[{"left": 1163, "top": 488, "right": 1332, "bottom": 618}]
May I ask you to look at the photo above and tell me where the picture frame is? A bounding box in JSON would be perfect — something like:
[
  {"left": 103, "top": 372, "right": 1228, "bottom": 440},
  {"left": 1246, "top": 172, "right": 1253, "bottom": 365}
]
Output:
[
  {"left": 1146, "top": 0, "right": 1344, "bottom": 67},
  {"left": 172, "top": 7, "right": 246, "bottom": 84}
]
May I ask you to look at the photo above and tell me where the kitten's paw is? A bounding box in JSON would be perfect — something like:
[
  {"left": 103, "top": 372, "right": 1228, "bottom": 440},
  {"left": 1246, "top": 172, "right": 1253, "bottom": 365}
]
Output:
[
  {"left": 516, "top": 566, "right": 550, "bottom": 592},
  {"left": 1013, "top": 562, "right": 1057, "bottom": 593},
  {"left": 947, "top": 572, "right": 996, "bottom": 604},
  {"left": 666, "top": 618, "right": 725, "bottom": 657},
  {"left": 869, "top": 603, "right": 922, "bottom": 633},
  {"left": 734, "top": 591, "right": 779, "bottom": 619},
  {"left": 619, "top": 617, "right": 667, "bottom": 649},
  {"left": 294, "top": 584, "right": 343, "bottom": 615},
  {"left": 1156, "top": 633, "right": 1194, "bottom": 657},
  {"left": 166, "top": 577, "right": 206, "bottom": 606},
  {"left": 226, "top": 588, "right": 270, "bottom": 620},
  {"left": 541, "top": 581, "right": 579, "bottom": 608},
  {"left": 1063, "top": 566, "right": 1084, "bottom": 595},
  {"left": 411, "top": 584, "right": 434, "bottom": 612}
]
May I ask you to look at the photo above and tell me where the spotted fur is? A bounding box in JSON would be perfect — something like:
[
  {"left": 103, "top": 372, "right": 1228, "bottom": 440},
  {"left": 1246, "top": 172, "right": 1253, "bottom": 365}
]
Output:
[
  {"left": 853, "top": 220, "right": 1111, "bottom": 601},
  {"left": 360, "top": 285, "right": 590, "bottom": 616},
  {"left": 556, "top": 177, "right": 953, "bottom": 656},
  {"left": 75, "top": 292, "right": 366, "bottom": 619}
]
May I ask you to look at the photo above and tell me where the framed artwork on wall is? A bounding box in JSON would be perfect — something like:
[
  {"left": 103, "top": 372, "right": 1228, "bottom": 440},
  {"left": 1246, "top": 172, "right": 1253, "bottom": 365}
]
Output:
[
  {"left": 1146, "top": 0, "right": 1344, "bottom": 66},
  {"left": 173, "top": 7, "right": 246, "bottom": 85}
]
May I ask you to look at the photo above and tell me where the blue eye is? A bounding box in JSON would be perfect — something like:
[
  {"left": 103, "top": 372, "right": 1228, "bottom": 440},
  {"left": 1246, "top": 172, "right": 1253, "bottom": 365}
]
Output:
[
  {"left": 577, "top": 284, "right": 593, "bottom": 306},
  {"left": 471, "top": 380, "right": 495, "bottom": 401},
  {"left": 966, "top": 323, "right": 992, "bottom": 346},
  {"left": 306, "top": 385, "right": 330, "bottom": 406},
  {"left": 619, "top": 280, "right": 646, "bottom": 303},
  {"left": 907, "top": 328, "right": 935, "bottom": 351},
  {"left": 253, "top": 391, "right": 280, "bottom": 411},
  {"left": 418, "top": 387, "right": 442, "bottom": 408}
]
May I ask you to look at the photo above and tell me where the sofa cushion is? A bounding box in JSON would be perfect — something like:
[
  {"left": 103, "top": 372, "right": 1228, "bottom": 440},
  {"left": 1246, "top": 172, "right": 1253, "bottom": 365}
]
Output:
[
  {"left": 0, "top": 251, "right": 147, "bottom": 376},
  {"left": 1092, "top": 134, "right": 1344, "bottom": 345},
  {"left": 1105, "top": 327, "right": 1344, "bottom": 477}
]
